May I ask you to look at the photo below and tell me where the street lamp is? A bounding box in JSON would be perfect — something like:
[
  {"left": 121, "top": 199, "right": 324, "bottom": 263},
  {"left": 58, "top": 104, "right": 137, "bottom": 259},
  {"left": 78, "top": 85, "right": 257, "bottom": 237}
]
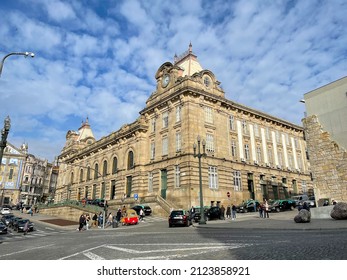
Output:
[
  {"left": 193, "top": 136, "right": 207, "bottom": 224},
  {"left": 0, "top": 116, "right": 11, "bottom": 205},
  {"left": 0, "top": 116, "right": 11, "bottom": 167},
  {"left": 0, "top": 52, "right": 35, "bottom": 77}
]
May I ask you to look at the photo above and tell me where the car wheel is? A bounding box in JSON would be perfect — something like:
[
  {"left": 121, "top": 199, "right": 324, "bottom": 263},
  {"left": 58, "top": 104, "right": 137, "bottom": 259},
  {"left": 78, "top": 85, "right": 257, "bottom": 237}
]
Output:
[
  {"left": 169, "top": 224, "right": 172, "bottom": 228},
  {"left": 290, "top": 205, "right": 294, "bottom": 210},
  {"left": 276, "top": 208, "right": 280, "bottom": 212},
  {"left": 244, "top": 209, "right": 248, "bottom": 213}
]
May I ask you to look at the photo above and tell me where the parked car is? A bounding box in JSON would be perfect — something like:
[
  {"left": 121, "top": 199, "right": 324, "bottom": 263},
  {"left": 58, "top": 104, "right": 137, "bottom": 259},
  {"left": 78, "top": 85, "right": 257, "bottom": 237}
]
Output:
[
  {"left": 1, "top": 207, "right": 11, "bottom": 215},
  {"left": 121, "top": 209, "right": 139, "bottom": 226},
  {"left": 1, "top": 204, "right": 13, "bottom": 210},
  {"left": 8, "top": 216, "right": 23, "bottom": 228},
  {"left": 168, "top": 209, "right": 192, "bottom": 227},
  {"left": 304, "top": 196, "right": 316, "bottom": 208},
  {"left": 91, "top": 199, "right": 106, "bottom": 207},
  {"left": 270, "top": 199, "right": 296, "bottom": 212},
  {"left": 131, "top": 205, "right": 152, "bottom": 216},
  {"left": 1, "top": 213, "right": 14, "bottom": 226},
  {"left": 206, "top": 206, "right": 222, "bottom": 220},
  {"left": 14, "top": 219, "right": 34, "bottom": 232},
  {"left": 291, "top": 195, "right": 309, "bottom": 206},
  {"left": 236, "top": 200, "right": 260, "bottom": 213},
  {"left": 0, "top": 221, "right": 8, "bottom": 234},
  {"left": 191, "top": 206, "right": 209, "bottom": 223}
]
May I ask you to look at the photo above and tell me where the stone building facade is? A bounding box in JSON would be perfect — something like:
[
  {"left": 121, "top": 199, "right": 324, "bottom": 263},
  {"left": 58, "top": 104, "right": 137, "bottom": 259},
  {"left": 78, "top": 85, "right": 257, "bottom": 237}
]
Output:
[
  {"left": 303, "top": 76, "right": 347, "bottom": 204},
  {"left": 55, "top": 45, "right": 312, "bottom": 212},
  {"left": 0, "top": 143, "right": 27, "bottom": 205},
  {"left": 0, "top": 141, "right": 55, "bottom": 206}
]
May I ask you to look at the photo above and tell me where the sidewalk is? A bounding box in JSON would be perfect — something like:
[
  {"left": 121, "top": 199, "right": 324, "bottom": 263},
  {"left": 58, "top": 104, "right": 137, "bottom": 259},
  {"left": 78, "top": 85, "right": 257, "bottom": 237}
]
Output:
[
  {"left": 12, "top": 209, "right": 347, "bottom": 231},
  {"left": 193, "top": 210, "right": 347, "bottom": 230}
]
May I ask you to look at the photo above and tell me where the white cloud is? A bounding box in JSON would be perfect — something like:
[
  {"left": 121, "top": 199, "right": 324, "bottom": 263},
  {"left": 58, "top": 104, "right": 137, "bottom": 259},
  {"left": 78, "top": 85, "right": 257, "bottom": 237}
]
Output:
[{"left": 1, "top": 0, "right": 347, "bottom": 161}]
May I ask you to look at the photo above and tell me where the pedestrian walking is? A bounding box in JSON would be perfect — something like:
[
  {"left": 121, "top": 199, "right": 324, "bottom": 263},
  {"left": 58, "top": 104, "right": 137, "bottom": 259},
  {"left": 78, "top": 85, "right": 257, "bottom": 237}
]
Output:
[
  {"left": 231, "top": 204, "right": 237, "bottom": 220},
  {"left": 23, "top": 220, "right": 30, "bottom": 235},
  {"left": 258, "top": 203, "right": 263, "bottom": 218},
  {"left": 220, "top": 205, "right": 225, "bottom": 220},
  {"left": 98, "top": 212, "right": 103, "bottom": 228},
  {"left": 263, "top": 200, "right": 269, "bottom": 218},
  {"left": 92, "top": 213, "right": 98, "bottom": 227},
  {"left": 226, "top": 206, "right": 231, "bottom": 219},
  {"left": 78, "top": 214, "right": 86, "bottom": 231},
  {"left": 116, "top": 208, "right": 122, "bottom": 223},
  {"left": 139, "top": 208, "right": 145, "bottom": 222},
  {"left": 85, "top": 214, "right": 91, "bottom": 230},
  {"left": 106, "top": 213, "right": 113, "bottom": 227}
]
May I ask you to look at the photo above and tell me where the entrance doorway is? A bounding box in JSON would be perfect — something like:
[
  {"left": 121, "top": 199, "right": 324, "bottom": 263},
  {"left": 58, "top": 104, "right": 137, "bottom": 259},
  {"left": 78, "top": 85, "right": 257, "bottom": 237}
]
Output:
[{"left": 161, "top": 169, "right": 167, "bottom": 199}]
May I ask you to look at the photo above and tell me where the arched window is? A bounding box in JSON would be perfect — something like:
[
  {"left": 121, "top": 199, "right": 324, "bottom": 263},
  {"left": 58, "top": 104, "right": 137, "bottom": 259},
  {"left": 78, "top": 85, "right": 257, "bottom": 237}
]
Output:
[
  {"left": 112, "top": 157, "right": 118, "bottom": 174},
  {"left": 103, "top": 160, "right": 108, "bottom": 177},
  {"left": 94, "top": 163, "right": 99, "bottom": 179},
  {"left": 87, "top": 166, "right": 91, "bottom": 181},
  {"left": 70, "top": 172, "right": 74, "bottom": 184},
  {"left": 79, "top": 169, "right": 84, "bottom": 182},
  {"left": 127, "top": 151, "right": 134, "bottom": 170}
]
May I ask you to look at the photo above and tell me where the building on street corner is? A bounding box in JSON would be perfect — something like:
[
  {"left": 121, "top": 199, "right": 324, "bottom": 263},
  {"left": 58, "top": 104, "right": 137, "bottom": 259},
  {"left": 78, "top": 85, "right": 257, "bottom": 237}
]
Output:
[{"left": 55, "top": 44, "right": 312, "bottom": 214}]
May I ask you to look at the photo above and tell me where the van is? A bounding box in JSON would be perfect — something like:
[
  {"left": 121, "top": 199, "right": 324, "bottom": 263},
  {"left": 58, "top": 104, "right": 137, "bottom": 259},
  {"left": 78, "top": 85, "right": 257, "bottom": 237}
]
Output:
[{"left": 291, "top": 195, "right": 309, "bottom": 205}]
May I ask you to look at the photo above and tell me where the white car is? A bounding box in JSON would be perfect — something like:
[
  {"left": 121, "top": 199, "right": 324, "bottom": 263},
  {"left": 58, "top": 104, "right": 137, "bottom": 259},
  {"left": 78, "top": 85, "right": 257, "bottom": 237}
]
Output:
[{"left": 0, "top": 208, "right": 11, "bottom": 215}]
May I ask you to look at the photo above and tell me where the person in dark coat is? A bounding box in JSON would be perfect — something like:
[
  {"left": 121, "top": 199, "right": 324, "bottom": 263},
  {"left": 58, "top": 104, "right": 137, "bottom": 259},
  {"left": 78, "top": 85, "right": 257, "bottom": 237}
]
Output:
[{"left": 78, "top": 214, "right": 86, "bottom": 231}]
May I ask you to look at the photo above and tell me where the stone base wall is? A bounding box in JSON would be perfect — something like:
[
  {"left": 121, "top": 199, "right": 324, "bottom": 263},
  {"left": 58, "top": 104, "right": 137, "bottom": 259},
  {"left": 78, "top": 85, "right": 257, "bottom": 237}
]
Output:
[{"left": 303, "top": 115, "right": 347, "bottom": 202}]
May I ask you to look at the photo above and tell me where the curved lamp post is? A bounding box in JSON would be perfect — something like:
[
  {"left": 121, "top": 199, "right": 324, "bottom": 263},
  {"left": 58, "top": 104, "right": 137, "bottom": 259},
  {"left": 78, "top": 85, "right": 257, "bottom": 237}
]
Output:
[
  {"left": 0, "top": 116, "right": 11, "bottom": 205},
  {"left": 193, "top": 135, "right": 207, "bottom": 224},
  {"left": 0, "top": 52, "right": 35, "bottom": 77}
]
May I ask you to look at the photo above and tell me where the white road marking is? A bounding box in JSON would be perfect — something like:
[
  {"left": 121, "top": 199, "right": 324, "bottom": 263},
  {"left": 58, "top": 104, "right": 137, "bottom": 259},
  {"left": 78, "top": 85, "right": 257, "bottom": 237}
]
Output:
[
  {"left": 83, "top": 251, "right": 105, "bottom": 260},
  {"left": 0, "top": 244, "right": 55, "bottom": 258}
]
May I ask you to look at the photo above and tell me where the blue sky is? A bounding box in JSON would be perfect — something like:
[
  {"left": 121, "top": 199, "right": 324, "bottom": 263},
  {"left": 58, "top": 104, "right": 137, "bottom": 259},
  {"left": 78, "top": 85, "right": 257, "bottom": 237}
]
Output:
[{"left": 1, "top": 0, "right": 346, "bottom": 162}]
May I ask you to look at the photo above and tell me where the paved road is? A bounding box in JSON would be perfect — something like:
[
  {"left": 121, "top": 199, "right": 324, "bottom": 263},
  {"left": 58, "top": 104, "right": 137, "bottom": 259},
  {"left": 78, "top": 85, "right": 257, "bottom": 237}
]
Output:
[{"left": 1, "top": 210, "right": 347, "bottom": 260}]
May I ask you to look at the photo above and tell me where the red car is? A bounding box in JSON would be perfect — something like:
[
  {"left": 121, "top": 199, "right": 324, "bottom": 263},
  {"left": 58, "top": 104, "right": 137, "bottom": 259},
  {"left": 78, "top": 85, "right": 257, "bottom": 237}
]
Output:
[{"left": 121, "top": 209, "right": 139, "bottom": 225}]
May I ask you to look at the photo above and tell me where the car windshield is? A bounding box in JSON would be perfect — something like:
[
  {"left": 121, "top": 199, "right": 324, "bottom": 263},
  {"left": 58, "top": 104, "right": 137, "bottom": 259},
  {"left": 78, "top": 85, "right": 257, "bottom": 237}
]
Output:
[
  {"left": 272, "top": 201, "right": 280, "bottom": 206},
  {"left": 171, "top": 211, "right": 184, "bottom": 216}
]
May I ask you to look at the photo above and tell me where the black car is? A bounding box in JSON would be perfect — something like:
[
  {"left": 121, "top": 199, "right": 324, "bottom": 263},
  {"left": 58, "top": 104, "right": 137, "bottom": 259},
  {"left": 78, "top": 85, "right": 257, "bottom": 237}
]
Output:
[
  {"left": 1, "top": 213, "right": 14, "bottom": 226},
  {"left": 131, "top": 205, "right": 152, "bottom": 216},
  {"left": 91, "top": 199, "right": 106, "bottom": 207},
  {"left": 236, "top": 200, "right": 260, "bottom": 213},
  {"left": 14, "top": 219, "right": 34, "bottom": 232},
  {"left": 168, "top": 209, "right": 191, "bottom": 227},
  {"left": 0, "top": 221, "right": 8, "bottom": 234},
  {"left": 206, "top": 206, "right": 222, "bottom": 220},
  {"left": 9, "top": 216, "right": 23, "bottom": 228},
  {"left": 191, "top": 207, "right": 209, "bottom": 223},
  {"left": 270, "top": 199, "right": 296, "bottom": 212}
]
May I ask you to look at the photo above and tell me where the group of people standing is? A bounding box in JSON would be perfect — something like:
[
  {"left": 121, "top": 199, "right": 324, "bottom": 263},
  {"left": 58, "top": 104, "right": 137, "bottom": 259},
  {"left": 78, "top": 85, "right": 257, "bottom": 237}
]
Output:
[
  {"left": 258, "top": 200, "right": 270, "bottom": 218},
  {"left": 225, "top": 205, "right": 237, "bottom": 220}
]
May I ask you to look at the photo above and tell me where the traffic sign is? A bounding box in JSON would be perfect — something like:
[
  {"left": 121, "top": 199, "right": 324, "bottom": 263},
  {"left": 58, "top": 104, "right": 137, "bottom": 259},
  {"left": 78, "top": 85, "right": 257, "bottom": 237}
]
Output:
[{"left": 134, "top": 193, "right": 138, "bottom": 201}]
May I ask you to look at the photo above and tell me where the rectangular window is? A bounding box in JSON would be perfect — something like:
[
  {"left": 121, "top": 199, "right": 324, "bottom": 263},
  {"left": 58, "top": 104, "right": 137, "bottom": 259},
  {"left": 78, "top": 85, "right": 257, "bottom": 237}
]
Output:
[
  {"left": 266, "top": 127, "right": 270, "bottom": 140},
  {"left": 242, "top": 120, "right": 248, "bottom": 135},
  {"left": 229, "top": 115, "right": 235, "bottom": 130},
  {"left": 233, "top": 170, "right": 242, "bottom": 191},
  {"left": 267, "top": 148, "right": 273, "bottom": 165},
  {"left": 162, "top": 111, "right": 168, "bottom": 128},
  {"left": 244, "top": 144, "right": 250, "bottom": 160},
  {"left": 148, "top": 172, "right": 153, "bottom": 193},
  {"left": 162, "top": 137, "right": 168, "bottom": 156},
  {"left": 208, "top": 166, "right": 218, "bottom": 189},
  {"left": 256, "top": 146, "right": 262, "bottom": 163},
  {"left": 302, "top": 181, "right": 307, "bottom": 193},
  {"left": 174, "top": 165, "right": 180, "bottom": 188},
  {"left": 176, "top": 106, "right": 181, "bottom": 123},
  {"left": 254, "top": 124, "right": 259, "bottom": 137},
  {"left": 276, "top": 131, "right": 281, "bottom": 143},
  {"left": 151, "top": 118, "right": 156, "bottom": 133},
  {"left": 150, "top": 142, "right": 155, "bottom": 160},
  {"left": 176, "top": 132, "right": 181, "bottom": 152},
  {"left": 278, "top": 150, "right": 283, "bottom": 167},
  {"left": 9, "top": 168, "right": 14, "bottom": 180},
  {"left": 231, "top": 140, "right": 237, "bottom": 158},
  {"left": 206, "top": 133, "right": 214, "bottom": 152},
  {"left": 204, "top": 107, "right": 213, "bottom": 124}
]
